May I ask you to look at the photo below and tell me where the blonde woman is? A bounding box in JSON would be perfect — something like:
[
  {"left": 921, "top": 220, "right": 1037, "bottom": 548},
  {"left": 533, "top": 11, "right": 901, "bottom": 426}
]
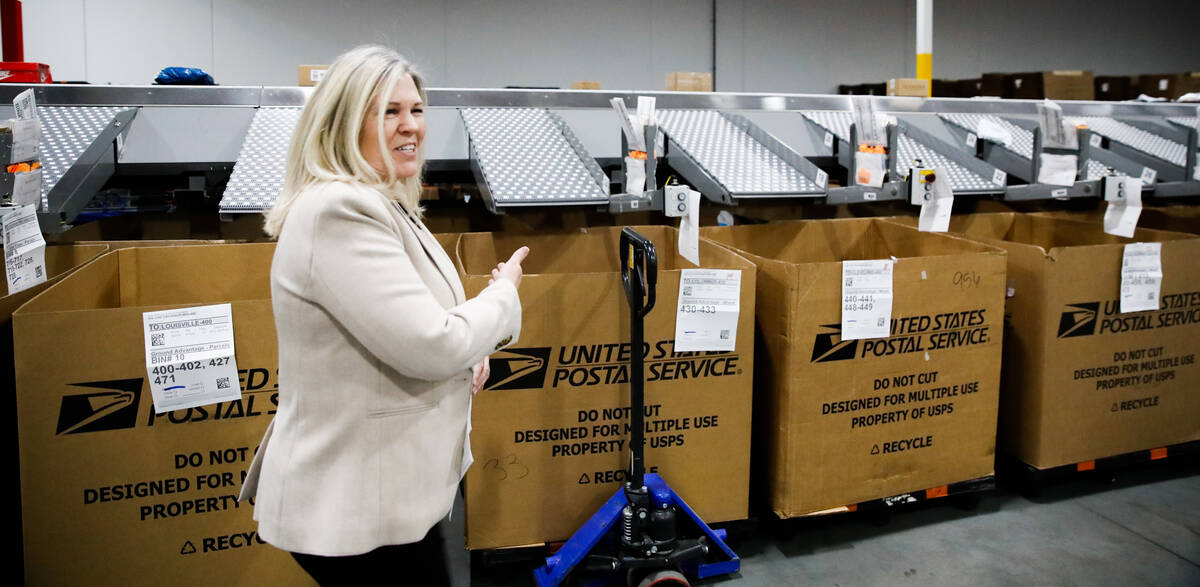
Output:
[{"left": 239, "top": 45, "right": 528, "bottom": 585}]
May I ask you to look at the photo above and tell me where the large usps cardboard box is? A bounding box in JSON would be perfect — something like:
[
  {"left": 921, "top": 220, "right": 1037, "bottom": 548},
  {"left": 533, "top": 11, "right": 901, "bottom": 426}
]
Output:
[
  {"left": 893, "top": 213, "right": 1200, "bottom": 469},
  {"left": 1034, "top": 206, "right": 1200, "bottom": 236},
  {"left": 702, "top": 219, "right": 1007, "bottom": 517},
  {"left": 13, "top": 243, "right": 313, "bottom": 586},
  {"left": 456, "top": 226, "right": 756, "bottom": 549},
  {"left": 2, "top": 243, "right": 108, "bottom": 578}
]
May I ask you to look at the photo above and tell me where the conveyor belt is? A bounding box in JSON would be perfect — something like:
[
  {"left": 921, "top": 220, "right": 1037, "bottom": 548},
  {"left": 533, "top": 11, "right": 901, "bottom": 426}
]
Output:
[
  {"left": 938, "top": 113, "right": 1034, "bottom": 160},
  {"left": 657, "top": 110, "right": 824, "bottom": 197},
  {"left": 220, "top": 107, "right": 301, "bottom": 213},
  {"left": 1083, "top": 158, "right": 1117, "bottom": 181},
  {"left": 893, "top": 134, "right": 998, "bottom": 192},
  {"left": 460, "top": 108, "right": 608, "bottom": 208},
  {"left": 38, "top": 106, "right": 129, "bottom": 211},
  {"left": 1166, "top": 116, "right": 1197, "bottom": 132},
  {"left": 1067, "top": 116, "right": 1186, "bottom": 167},
  {"left": 801, "top": 110, "right": 852, "bottom": 142}
]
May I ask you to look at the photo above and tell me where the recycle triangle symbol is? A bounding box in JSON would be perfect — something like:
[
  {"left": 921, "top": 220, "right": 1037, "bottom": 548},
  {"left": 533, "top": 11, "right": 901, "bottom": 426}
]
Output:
[
  {"left": 871, "top": 444, "right": 880, "bottom": 455},
  {"left": 180, "top": 541, "right": 197, "bottom": 555},
  {"left": 1111, "top": 403, "right": 1119, "bottom": 412},
  {"left": 578, "top": 473, "right": 590, "bottom": 485}
]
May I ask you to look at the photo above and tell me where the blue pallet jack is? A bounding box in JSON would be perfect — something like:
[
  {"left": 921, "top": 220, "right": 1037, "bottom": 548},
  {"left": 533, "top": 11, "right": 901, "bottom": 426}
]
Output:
[{"left": 533, "top": 227, "right": 741, "bottom": 587}]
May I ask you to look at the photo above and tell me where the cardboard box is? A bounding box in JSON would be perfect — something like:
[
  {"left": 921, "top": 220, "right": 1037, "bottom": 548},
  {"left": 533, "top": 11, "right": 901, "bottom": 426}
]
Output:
[
  {"left": 893, "top": 213, "right": 1200, "bottom": 469},
  {"left": 666, "top": 72, "right": 713, "bottom": 92},
  {"left": 457, "top": 226, "right": 756, "bottom": 549},
  {"left": 701, "top": 219, "right": 1007, "bottom": 517},
  {"left": 954, "top": 78, "right": 983, "bottom": 98},
  {"left": 1136, "top": 72, "right": 1200, "bottom": 99},
  {"left": 979, "top": 73, "right": 1006, "bottom": 97},
  {"left": 1095, "top": 76, "right": 1134, "bottom": 101},
  {"left": 13, "top": 243, "right": 312, "bottom": 585},
  {"left": 47, "top": 213, "right": 269, "bottom": 243},
  {"left": 570, "top": 81, "right": 602, "bottom": 90},
  {"left": 1, "top": 244, "right": 107, "bottom": 578},
  {"left": 297, "top": 65, "right": 329, "bottom": 87},
  {"left": 1036, "top": 205, "right": 1200, "bottom": 236},
  {"left": 931, "top": 79, "right": 956, "bottom": 98},
  {"left": 887, "top": 78, "right": 931, "bottom": 98},
  {"left": 1005, "top": 71, "right": 1095, "bottom": 101}
]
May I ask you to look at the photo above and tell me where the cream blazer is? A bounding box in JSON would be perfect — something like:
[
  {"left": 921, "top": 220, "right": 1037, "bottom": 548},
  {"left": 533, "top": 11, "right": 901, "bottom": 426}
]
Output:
[{"left": 239, "top": 181, "right": 521, "bottom": 556}]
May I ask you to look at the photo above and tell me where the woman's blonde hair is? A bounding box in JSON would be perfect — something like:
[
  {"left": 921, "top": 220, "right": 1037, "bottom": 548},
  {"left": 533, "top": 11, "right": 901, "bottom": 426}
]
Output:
[{"left": 263, "top": 45, "right": 427, "bottom": 237}]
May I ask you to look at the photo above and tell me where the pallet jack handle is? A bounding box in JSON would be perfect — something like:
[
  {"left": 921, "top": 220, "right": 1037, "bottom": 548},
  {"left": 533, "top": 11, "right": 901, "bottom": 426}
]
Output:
[{"left": 619, "top": 227, "right": 656, "bottom": 489}]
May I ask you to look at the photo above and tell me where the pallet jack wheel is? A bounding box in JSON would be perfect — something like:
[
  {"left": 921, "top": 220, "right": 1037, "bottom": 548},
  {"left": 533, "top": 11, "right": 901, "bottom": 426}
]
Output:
[{"left": 636, "top": 569, "right": 690, "bottom": 587}]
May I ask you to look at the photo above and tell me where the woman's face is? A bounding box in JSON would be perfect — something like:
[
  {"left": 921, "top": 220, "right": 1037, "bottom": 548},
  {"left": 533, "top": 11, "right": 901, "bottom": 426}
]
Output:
[{"left": 359, "top": 73, "right": 425, "bottom": 179}]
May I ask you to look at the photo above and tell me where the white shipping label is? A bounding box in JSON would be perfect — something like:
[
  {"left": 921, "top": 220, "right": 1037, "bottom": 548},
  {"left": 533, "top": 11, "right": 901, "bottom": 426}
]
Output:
[
  {"left": 1036, "top": 100, "right": 1077, "bottom": 150},
  {"left": 1089, "top": 133, "right": 1102, "bottom": 148},
  {"left": 674, "top": 269, "right": 742, "bottom": 352},
  {"left": 143, "top": 303, "right": 242, "bottom": 413},
  {"left": 815, "top": 169, "right": 828, "bottom": 188},
  {"left": 13, "top": 88, "right": 36, "bottom": 120},
  {"left": 854, "top": 151, "right": 885, "bottom": 188},
  {"left": 1103, "top": 177, "right": 1143, "bottom": 238},
  {"left": 993, "top": 169, "right": 1007, "bottom": 186},
  {"left": 1037, "top": 153, "right": 1078, "bottom": 186},
  {"left": 1140, "top": 166, "right": 1157, "bottom": 185},
  {"left": 1120, "top": 243, "right": 1162, "bottom": 314},
  {"left": 610, "top": 97, "right": 643, "bottom": 152},
  {"left": 851, "top": 96, "right": 884, "bottom": 146},
  {"left": 966, "top": 133, "right": 978, "bottom": 148},
  {"left": 824, "top": 131, "right": 834, "bottom": 149},
  {"left": 636, "top": 96, "right": 656, "bottom": 127},
  {"left": 917, "top": 167, "right": 954, "bottom": 232},
  {"left": 2, "top": 204, "right": 47, "bottom": 294},
  {"left": 9, "top": 117, "right": 41, "bottom": 163},
  {"left": 12, "top": 168, "right": 42, "bottom": 208},
  {"left": 624, "top": 155, "right": 646, "bottom": 194},
  {"left": 677, "top": 189, "right": 701, "bottom": 266},
  {"left": 841, "top": 260, "right": 894, "bottom": 341}
]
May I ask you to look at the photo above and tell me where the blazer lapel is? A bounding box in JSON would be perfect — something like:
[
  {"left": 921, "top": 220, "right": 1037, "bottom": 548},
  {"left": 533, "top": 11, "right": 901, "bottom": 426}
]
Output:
[{"left": 394, "top": 204, "right": 467, "bottom": 305}]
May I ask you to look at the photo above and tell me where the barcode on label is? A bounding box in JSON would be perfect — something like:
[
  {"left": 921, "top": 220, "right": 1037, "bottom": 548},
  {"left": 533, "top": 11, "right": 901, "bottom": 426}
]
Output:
[
  {"left": 151, "top": 333, "right": 166, "bottom": 347},
  {"left": 217, "top": 377, "right": 230, "bottom": 390},
  {"left": 719, "top": 329, "right": 730, "bottom": 340},
  {"left": 34, "top": 265, "right": 42, "bottom": 278}
]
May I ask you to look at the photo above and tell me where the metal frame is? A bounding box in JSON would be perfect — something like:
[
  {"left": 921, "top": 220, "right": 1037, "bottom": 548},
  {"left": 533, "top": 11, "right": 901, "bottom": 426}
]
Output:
[
  {"left": 658, "top": 110, "right": 826, "bottom": 204},
  {"left": 460, "top": 107, "right": 610, "bottom": 213},
  {"left": 938, "top": 114, "right": 1036, "bottom": 182},
  {"left": 0, "top": 84, "right": 1197, "bottom": 117},
  {"left": 894, "top": 120, "right": 1006, "bottom": 195},
  {"left": 37, "top": 108, "right": 139, "bottom": 231}
]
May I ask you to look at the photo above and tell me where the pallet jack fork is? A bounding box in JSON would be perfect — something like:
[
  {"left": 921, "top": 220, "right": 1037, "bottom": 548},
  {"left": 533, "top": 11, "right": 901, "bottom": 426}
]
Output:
[{"left": 533, "top": 228, "right": 741, "bottom": 587}]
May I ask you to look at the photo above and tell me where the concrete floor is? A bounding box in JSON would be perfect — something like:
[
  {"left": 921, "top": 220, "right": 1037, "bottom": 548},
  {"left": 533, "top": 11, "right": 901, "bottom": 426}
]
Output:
[{"left": 452, "top": 459, "right": 1200, "bottom": 586}]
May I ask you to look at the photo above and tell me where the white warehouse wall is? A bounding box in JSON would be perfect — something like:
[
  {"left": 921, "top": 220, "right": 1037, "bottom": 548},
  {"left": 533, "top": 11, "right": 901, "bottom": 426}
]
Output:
[{"left": 21, "top": 0, "right": 1200, "bottom": 92}]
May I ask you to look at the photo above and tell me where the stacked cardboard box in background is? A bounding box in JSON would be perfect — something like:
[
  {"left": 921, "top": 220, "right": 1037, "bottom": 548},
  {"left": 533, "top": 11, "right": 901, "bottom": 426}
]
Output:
[
  {"left": 666, "top": 72, "right": 713, "bottom": 92},
  {"left": 1004, "top": 70, "right": 1095, "bottom": 100},
  {"left": 887, "top": 78, "right": 931, "bottom": 97},
  {"left": 894, "top": 214, "right": 1200, "bottom": 469},
  {"left": 13, "top": 244, "right": 313, "bottom": 585},
  {"left": 702, "top": 219, "right": 1007, "bottom": 517},
  {"left": 1135, "top": 72, "right": 1200, "bottom": 99},
  {"left": 456, "top": 226, "right": 756, "bottom": 549},
  {"left": 1095, "top": 76, "right": 1135, "bottom": 101}
]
